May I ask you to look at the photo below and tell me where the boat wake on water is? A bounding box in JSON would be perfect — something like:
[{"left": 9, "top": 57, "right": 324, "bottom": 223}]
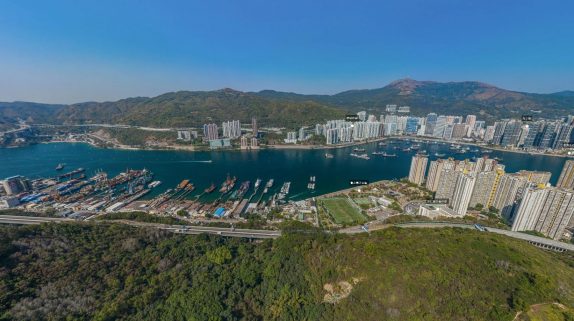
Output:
[{"left": 288, "top": 191, "right": 307, "bottom": 199}]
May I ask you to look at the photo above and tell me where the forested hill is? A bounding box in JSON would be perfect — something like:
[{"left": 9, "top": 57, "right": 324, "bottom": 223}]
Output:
[
  {"left": 1, "top": 79, "right": 573, "bottom": 129},
  {"left": 1, "top": 223, "right": 574, "bottom": 320},
  {"left": 256, "top": 79, "right": 574, "bottom": 122},
  {"left": 0, "top": 89, "right": 346, "bottom": 128}
]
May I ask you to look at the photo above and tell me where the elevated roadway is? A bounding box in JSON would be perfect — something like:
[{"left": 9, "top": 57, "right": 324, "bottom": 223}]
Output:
[{"left": 0, "top": 215, "right": 281, "bottom": 239}]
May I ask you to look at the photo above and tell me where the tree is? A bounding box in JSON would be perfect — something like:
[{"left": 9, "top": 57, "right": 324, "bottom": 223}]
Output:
[{"left": 206, "top": 246, "right": 232, "bottom": 265}]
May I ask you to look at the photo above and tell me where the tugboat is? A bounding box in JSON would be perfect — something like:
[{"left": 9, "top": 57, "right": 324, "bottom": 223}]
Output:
[{"left": 55, "top": 163, "right": 65, "bottom": 171}]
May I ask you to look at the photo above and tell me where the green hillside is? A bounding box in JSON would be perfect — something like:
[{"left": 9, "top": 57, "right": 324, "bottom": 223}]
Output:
[
  {"left": 1, "top": 89, "right": 347, "bottom": 129},
  {"left": 3, "top": 79, "right": 573, "bottom": 131},
  {"left": 257, "top": 79, "right": 574, "bottom": 122},
  {"left": 1, "top": 223, "right": 574, "bottom": 320}
]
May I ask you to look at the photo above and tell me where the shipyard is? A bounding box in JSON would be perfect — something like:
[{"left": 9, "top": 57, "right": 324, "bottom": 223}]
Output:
[{"left": 0, "top": 164, "right": 319, "bottom": 224}]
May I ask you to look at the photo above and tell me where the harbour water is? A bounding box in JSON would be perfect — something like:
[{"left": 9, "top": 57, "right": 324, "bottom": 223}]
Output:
[{"left": 0, "top": 141, "right": 569, "bottom": 201}]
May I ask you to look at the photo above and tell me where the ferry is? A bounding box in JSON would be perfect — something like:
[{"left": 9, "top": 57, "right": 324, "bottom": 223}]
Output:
[
  {"left": 381, "top": 152, "right": 397, "bottom": 157},
  {"left": 434, "top": 153, "right": 446, "bottom": 157},
  {"left": 402, "top": 147, "right": 412, "bottom": 152},
  {"left": 378, "top": 142, "right": 387, "bottom": 146},
  {"left": 372, "top": 151, "right": 385, "bottom": 155},
  {"left": 353, "top": 147, "right": 366, "bottom": 152},
  {"left": 55, "top": 163, "right": 65, "bottom": 171},
  {"left": 325, "top": 153, "right": 334, "bottom": 158}
]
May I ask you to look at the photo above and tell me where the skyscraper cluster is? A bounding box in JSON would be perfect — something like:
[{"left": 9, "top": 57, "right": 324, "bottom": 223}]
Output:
[
  {"left": 318, "top": 118, "right": 383, "bottom": 145},
  {"left": 202, "top": 123, "right": 219, "bottom": 141},
  {"left": 486, "top": 117, "right": 574, "bottom": 150},
  {"left": 222, "top": 120, "right": 241, "bottom": 139},
  {"left": 312, "top": 106, "right": 574, "bottom": 154},
  {"left": 316, "top": 109, "right": 490, "bottom": 145},
  {"left": 410, "top": 155, "right": 574, "bottom": 240}
]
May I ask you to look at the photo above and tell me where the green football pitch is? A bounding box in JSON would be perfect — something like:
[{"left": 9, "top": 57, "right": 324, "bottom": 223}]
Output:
[{"left": 320, "top": 197, "right": 367, "bottom": 225}]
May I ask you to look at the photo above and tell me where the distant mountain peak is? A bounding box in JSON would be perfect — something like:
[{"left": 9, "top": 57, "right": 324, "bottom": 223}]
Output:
[
  {"left": 217, "top": 88, "right": 242, "bottom": 94},
  {"left": 388, "top": 78, "right": 431, "bottom": 95}
]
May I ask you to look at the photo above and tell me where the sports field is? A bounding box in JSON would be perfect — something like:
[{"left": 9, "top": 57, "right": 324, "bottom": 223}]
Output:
[
  {"left": 320, "top": 197, "right": 367, "bottom": 225},
  {"left": 353, "top": 197, "right": 372, "bottom": 205}
]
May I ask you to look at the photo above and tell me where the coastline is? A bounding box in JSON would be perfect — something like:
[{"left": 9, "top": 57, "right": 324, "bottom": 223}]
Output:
[
  {"left": 5, "top": 135, "right": 573, "bottom": 159},
  {"left": 392, "top": 136, "right": 574, "bottom": 159}
]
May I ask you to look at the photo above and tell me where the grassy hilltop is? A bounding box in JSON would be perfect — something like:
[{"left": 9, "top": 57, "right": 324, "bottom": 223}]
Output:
[{"left": 1, "top": 223, "right": 574, "bottom": 320}]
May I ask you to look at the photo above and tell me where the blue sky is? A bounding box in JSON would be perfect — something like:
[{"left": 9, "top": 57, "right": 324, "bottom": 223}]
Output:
[{"left": 0, "top": 0, "right": 573, "bottom": 103}]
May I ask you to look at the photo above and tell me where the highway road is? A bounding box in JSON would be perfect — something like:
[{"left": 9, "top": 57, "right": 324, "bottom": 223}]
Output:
[
  {"left": 0, "top": 215, "right": 75, "bottom": 225},
  {"left": 0, "top": 215, "right": 281, "bottom": 239},
  {"left": 1, "top": 215, "right": 572, "bottom": 250}
]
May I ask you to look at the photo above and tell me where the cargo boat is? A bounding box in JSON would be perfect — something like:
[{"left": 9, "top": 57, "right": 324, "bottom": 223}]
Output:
[
  {"left": 177, "top": 179, "right": 190, "bottom": 189},
  {"left": 219, "top": 175, "right": 237, "bottom": 193},
  {"left": 234, "top": 181, "right": 250, "bottom": 199}
]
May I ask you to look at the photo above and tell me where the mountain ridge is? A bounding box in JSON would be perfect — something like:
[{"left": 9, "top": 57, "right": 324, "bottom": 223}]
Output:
[{"left": 1, "top": 79, "right": 573, "bottom": 128}]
